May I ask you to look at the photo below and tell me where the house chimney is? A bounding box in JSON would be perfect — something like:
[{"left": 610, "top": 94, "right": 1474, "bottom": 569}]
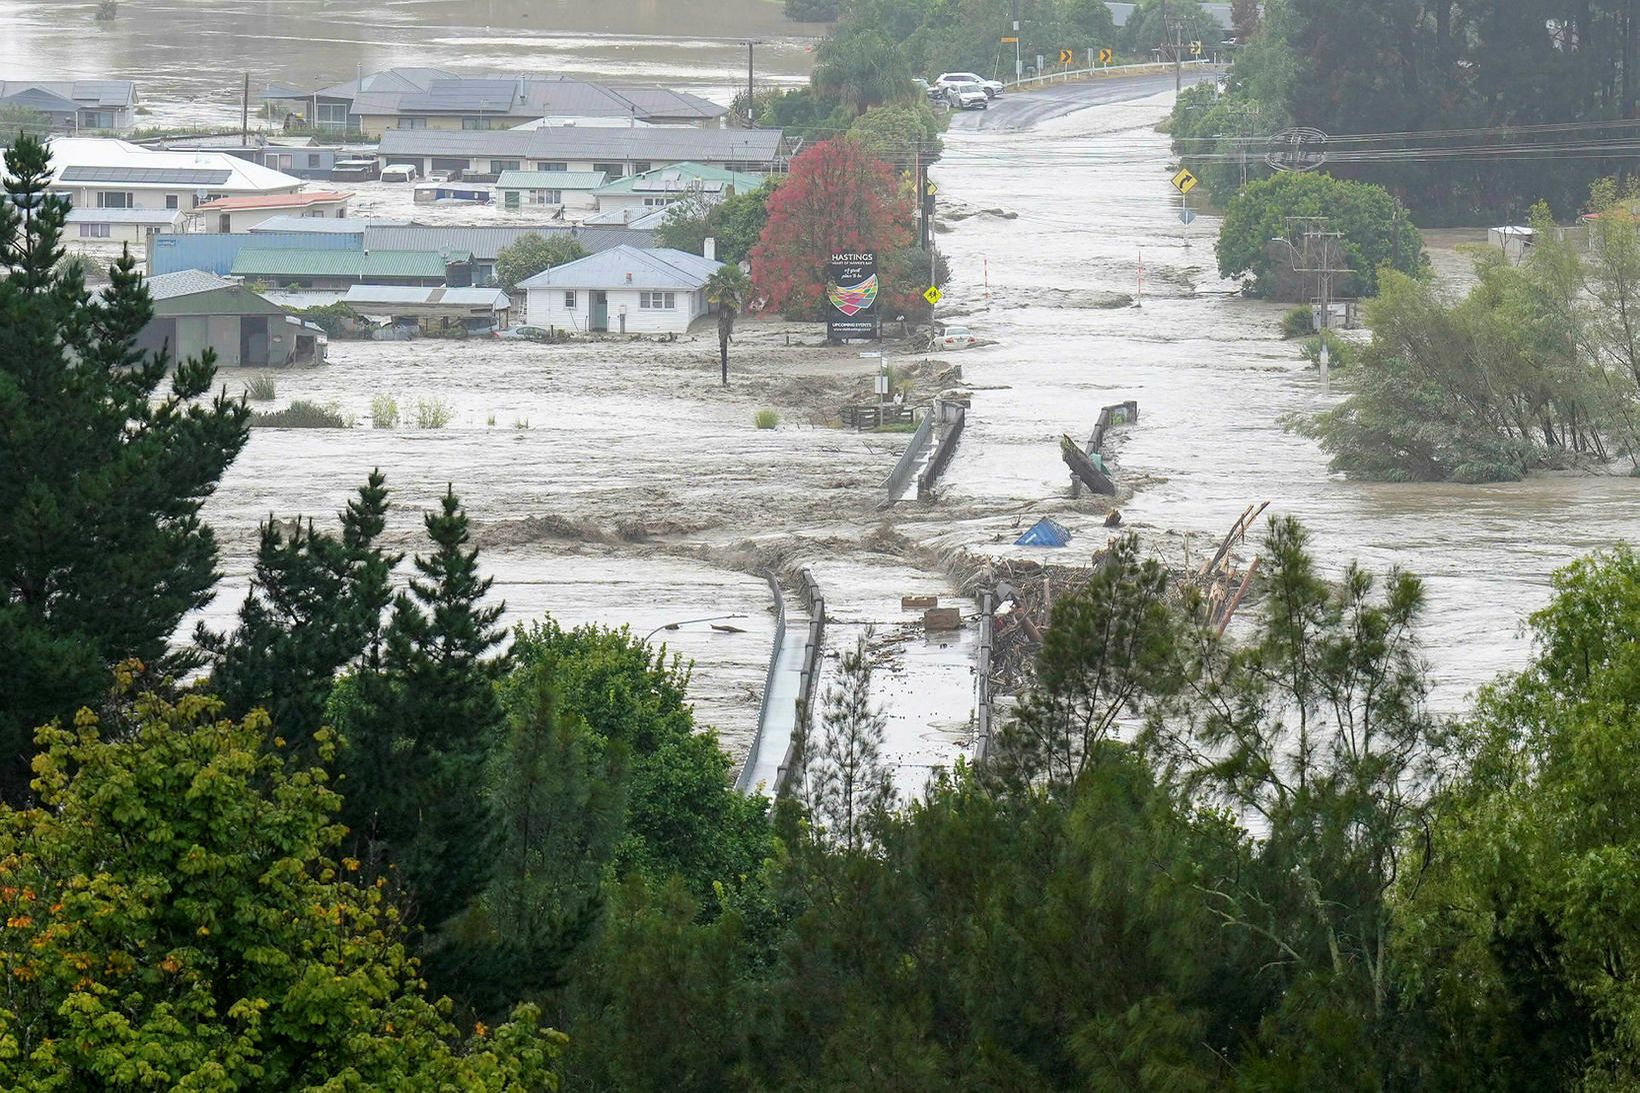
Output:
[
  {"left": 703, "top": 236, "right": 716, "bottom": 261},
  {"left": 625, "top": 272, "right": 633, "bottom": 283}
]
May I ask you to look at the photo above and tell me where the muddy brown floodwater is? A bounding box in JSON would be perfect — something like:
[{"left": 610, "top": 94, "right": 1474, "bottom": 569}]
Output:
[
  {"left": 927, "top": 88, "right": 1640, "bottom": 711},
  {"left": 0, "top": 0, "right": 821, "bottom": 128}
]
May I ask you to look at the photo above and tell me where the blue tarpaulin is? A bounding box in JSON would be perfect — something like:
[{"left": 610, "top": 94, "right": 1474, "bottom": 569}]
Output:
[{"left": 1015, "top": 517, "right": 1072, "bottom": 547}]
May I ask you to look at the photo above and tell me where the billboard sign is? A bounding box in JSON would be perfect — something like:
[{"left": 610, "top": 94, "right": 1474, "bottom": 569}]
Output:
[{"left": 826, "top": 250, "right": 878, "bottom": 341}]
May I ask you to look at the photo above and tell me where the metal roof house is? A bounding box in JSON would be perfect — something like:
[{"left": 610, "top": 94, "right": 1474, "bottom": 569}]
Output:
[
  {"left": 47, "top": 139, "right": 303, "bottom": 233},
  {"left": 342, "top": 284, "right": 512, "bottom": 331},
  {"left": 264, "top": 69, "right": 726, "bottom": 137},
  {"left": 131, "top": 269, "right": 323, "bottom": 367},
  {"left": 376, "top": 126, "right": 783, "bottom": 181},
  {"left": 190, "top": 191, "right": 353, "bottom": 233},
  {"left": 518, "top": 244, "right": 724, "bottom": 334},
  {"left": 0, "top": 79, "right": 139, "bottom": 134},
  {"left": 591, "top": 162, "right": 764, "bottom": 218},
  {"left": 495, "top": 170, "right": 606, "bottom": 212}
]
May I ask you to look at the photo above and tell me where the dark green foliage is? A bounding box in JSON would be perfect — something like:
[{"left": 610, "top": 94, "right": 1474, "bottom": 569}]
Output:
[
  {"left": 0, "top": 134, "right": 248, "bottom": 800},
  {"left": 494, "top": 233, "right": 588, "bottom": 293},
  {"left": 1120, "top": 0, "right": 1219, "bottom": 54},
  {"left": 335, "top": 486, "right": 507, "bottom": 935},
  {"left": 1217, "top": 171, "right": 1426, "bottom": 298},
  {"left": 198, "top": 470, "right": 396, "bottom": 751},
  {"left": 992, "top": 534, "right": 1184, "bottom": 793},
  {"left": 799, "top": 635, "right": 896, "bottom": 850},
  {"left": 848, "top": 100, "right": 943, "bottom": 171},
  {"left": 784, "top": 0, "right": 841, "bottom": 20}
]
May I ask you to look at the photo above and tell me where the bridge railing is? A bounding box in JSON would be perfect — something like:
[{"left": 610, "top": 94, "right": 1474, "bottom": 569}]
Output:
[{"left": 1001, "top": 58, "right": 1211, "bottom": 92}]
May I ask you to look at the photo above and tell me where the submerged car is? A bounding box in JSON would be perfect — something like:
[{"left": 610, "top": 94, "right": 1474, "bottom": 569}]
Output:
[
  {"left": 380, "top": 163, "right": 419, "bottom": 183},
  {"left": 935, "top": 71, "right": 1004, "bottom": 98},
  {"left": 944, "top": 82, "right": 989, "bottom": 110},
  {"left": 940, "top": 325, "right": 978, "bottom": 349},
  {"left": 494, "top": 325, "right": 550, "bottom": 341}
]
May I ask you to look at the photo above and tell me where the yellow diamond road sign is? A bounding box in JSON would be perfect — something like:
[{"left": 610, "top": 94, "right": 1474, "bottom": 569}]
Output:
[
  {"left": 923, "top": 286, "right": 942, "bottom": 306},
  {"left": 1099, "top": 47, "right": 1114, "bottom": 64},
  {"left": 1171, "top": 167, "right": 1199, "bottom": 194}
]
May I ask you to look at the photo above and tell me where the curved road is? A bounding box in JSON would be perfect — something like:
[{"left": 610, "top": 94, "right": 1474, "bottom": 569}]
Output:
[{"left": 951, "top": 71, "right": 1211, "bottom": 131}]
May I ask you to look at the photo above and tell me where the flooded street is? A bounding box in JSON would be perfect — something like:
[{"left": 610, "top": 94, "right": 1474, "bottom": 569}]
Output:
[
  {"left": 931, "top": 83, "right": 1640, "bottom": 710},
  {"left": 0, "top": 0, "right": 820, "bottom": 127}
]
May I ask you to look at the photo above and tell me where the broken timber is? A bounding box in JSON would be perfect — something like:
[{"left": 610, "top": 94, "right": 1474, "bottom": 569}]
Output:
[{"left": 1061, "top": 434, "right": 1116, "bottom": 495}]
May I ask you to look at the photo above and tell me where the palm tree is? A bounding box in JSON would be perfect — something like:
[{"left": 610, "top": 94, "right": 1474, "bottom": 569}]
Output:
[{"left": 704, "top": 265, "right": 752, "bottom": 387}]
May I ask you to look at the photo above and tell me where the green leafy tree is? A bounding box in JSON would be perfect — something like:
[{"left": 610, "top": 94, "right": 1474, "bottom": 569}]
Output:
[
  {"left": 198, "top": 470, "right": 397, "bottom": 751},
  {"left": 0, "top": 134, "right": 248, "bottom": 801},
  {"left": 494, "top": 233, "right": 588, "bottom": 293},
  {"left": 0, "top": 105, "right": 52, "bottom": 144},
  {"left": 1120, "top": 0, "right": 1219, "bottom": 55},
  {"left": 848, "top": 100, "right": 943, "bottom": 172},
  {"left": 1143, "top": 516, "right": 1443, "bottom": 1076},
  {"left": 0, "top": 684, "right": 562, "bottom": 1089},
  {"left": 654, "top": 178, "right": 778, "bottom": 266},
  {"left": 991, "top": 534, "right": 1184, "bottom": 794},
  {"left": 784, "top": 0, "right": 841, "bottom": 20},
  {"left": 1397, "top": 545, "right": 1640, "bottom": 1089},
  {"left": 812, "top": 28, "right": 915, "bottom": 115},
  {"left": 704, "top": 263, "right": 751, "bottom": 386},
  {"left": 1217, "top": 170, "right": 1425, "bottom": 298}
]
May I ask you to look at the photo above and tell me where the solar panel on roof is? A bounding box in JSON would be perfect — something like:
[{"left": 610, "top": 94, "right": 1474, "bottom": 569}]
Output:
[{"left": 60, "top": 166, "right": 232, "bottom": 185}]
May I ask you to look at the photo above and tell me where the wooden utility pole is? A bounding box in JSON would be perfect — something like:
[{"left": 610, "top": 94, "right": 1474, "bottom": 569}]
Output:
[{"left": 241, "top": 72, "right": 249, "bottom": 143}]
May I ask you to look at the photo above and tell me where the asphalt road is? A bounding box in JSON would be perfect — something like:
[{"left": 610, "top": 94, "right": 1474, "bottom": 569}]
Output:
[{"left": 948, "top": 70, "right": 1211, "bottom": 131}]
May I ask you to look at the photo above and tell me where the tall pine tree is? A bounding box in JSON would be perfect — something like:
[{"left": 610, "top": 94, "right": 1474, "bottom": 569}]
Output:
[
  {"left": 198, "top": 469, "right": 397, "bottom": 753},
  {"left": 0, "top": 135, "right": 248, "bottom": 800}
]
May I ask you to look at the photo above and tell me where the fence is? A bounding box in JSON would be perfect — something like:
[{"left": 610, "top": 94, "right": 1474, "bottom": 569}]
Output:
[
  {"left": 842, "top": 403, "right": 917, "bottom": 430},
  {"left": 974, "top": 590, "right": 996, "bottom": 762},
  {"left": 1002, "top": 58, "right": 1211, "bottom": 92},
  {"left": 734, "top": 572, "right": 787, "bottom": 794},
  {"left": 773, "top": 568, "right": 826, "bottom": 800},
  {"left": 883, "top": 408, "right": 935, "bottom": 503},
  {"left": 916, "top": 400, "right": 967, "bottom": 500},
  {"left": 1071, "top": 400, "right": 1139, "bottom": 499}
]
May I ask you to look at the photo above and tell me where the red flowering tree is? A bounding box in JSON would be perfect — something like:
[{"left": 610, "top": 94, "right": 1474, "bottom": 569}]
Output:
[{"left": 750, "top": 138, "right": 915, "bottom": 319}]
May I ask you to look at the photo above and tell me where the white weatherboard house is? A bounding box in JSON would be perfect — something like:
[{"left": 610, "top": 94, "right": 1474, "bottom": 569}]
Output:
[
  {"left": 520, "top": 245, "right": 722, "bottom": 334},
  {"left": 47, "top": 138, "right": 302, "bottom": 243}
]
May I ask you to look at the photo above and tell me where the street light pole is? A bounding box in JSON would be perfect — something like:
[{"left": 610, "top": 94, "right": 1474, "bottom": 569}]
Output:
[{"left": 642, "top": 613, "right": 749, "bottom": 643}]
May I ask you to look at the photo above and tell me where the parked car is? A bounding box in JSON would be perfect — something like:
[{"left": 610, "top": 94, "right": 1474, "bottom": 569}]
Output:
[
  {"left": 940, "top": 325, "right": 978, "bottom": 349},
  {"left": 935, "top": 71, "right": 1004, "bottom": 98},
  {"left": 943, "top": 82, "right": 990, "bottom": 111},
  {"left": 380, "top": 163, "right": 419, "bottom": 183}
]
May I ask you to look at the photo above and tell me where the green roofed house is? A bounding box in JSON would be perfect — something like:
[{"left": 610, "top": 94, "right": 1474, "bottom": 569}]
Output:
[
  {"left": 129, "top": 269, "right": 324, "bottom": 367},
  {"left": 495, "top": 169, "right": 605, "bottom": 214},
  {"left": 229, "top": 245, "right": 471, "bottom": 289},
  {"left": 589, "top": 161, "right": 763, "bottom": 225}
]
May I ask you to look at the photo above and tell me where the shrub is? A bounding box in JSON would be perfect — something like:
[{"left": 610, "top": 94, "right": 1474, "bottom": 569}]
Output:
[
  {"left": 415, "top": 397, "right": 453, "bottom": 429},
  {"left": 1279, "top": 305, "right": 1315, "bottom": 338},
  {"left": 1300, "top": 328, "right": 1354, "bottom": 368},
  {"left": 243, "top": 374, "right": 277, "bottom": 401},
  {"left": 251, "top": 400, "right": 350, "bottom": 428},
  {"left": 370, "top": 393, "right": 400, "bottom": 428},
  {"left": 754, "top": 409, "right": 780, "bottom": 429}
]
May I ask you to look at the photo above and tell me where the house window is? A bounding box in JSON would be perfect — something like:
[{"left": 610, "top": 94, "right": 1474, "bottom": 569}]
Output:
[
  {"left": 475, "top": 262, "right": 495, "bottom": 285},
  {"left": 78, "top": 223, "right": 111, "bottom": 238},
  {"left": 563, "top": 291, "right": 577, "bottom": 308},
  {"left": 639, "top": 291, "right": 675, "bottom": 309},
  {"left": 492, "top": 160, "right": 521, "bottom": 173},
  {"left": 536, "top": 189, "right": 562, "bottom": 205},
  {"left": 642, "top": 196, "right": 675, "bottom": 207},
  {"left": 79, "top": 110, "right": 112, "bottom": 130},
  {"left": 539, "top": 162, "right": 568, "bottom": 172},
  {"left": 165, "top": 194, "right": 178, "bottom": 209},
  {"left": 399, "top": 116, "right": 427, "bottom": 129},
  {"left": 633, "top": 162, "right": 652, "bottom": 174},
  {"left": 462, "top": 116, "right": 495, "bottom": 130},
  {"left": 96, "top": 191, "right": 133, "bottom": 209},
  {"left": 315, "top": 102, "right": 349, "bottom": 129},
  {"left": 308, "top": 153, "right": 322, "bottom": 168},
  {"left": 593, "top": 162, "right": 624, "bottom": 179}
]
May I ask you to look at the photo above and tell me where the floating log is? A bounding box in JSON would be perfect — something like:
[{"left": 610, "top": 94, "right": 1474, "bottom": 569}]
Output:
[{"left": 1060, "top": 435, "right": 1116, "bottom": 496}]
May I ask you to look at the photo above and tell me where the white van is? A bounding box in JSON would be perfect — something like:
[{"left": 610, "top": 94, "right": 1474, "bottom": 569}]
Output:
[{"left": 380, "top": 163, "right": 419, "bottom": 183}]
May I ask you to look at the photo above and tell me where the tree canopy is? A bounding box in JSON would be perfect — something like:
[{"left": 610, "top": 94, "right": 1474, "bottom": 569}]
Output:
[{"left": 494, "top": 234, "right": 588, "bottom": 294}]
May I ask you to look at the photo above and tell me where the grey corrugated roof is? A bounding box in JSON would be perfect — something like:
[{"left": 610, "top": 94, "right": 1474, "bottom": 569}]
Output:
[
  {"left": 608, "top": 86, "right": 725, "bottom": 119},
  {"left": 0, "top": 86, "right": 78, "bottom": 114},
  {"left": 248, "top": 215, "right": 382, "bottom": 234},
  {"left": 377, "top": 126, "right": 783, "bottom": 163},
  {"left": 495, "top": 170, "right": 606, "bottom": 190},
  {"left": 517, "top": 245, "right": 722, "bottom": 291},
  {"left": 580, "top": 205, "right": 673, "bottom": 230},
  {"left": 363, "top": 223, "right": 656, "bottom": 261},
  {"left": 0, "top": 80, "right": 136, "bottom": 108},
  {"left": 144, "top": 269, "right": 233, "bottom": 300},
  {"left": 343, "top": 284, "right": 509, "bottom": 308}
]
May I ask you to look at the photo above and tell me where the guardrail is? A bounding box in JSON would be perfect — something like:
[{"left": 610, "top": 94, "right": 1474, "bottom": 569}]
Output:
[
  {"left": 916, "top": 400, "right": 967, "bottom": 500},
  {"left": 735, "top": 571, "right": 787, "bottom": 794},
  {"left": 774, "top": 568, "right": 826, "bottom": 799},
  {"left": 974, "top": 590, "right": 995, "bottom": 762},
  {"left": 1072, "top": 400, "right": 1139, "bottom": 499},
  {"left": 1002, "top": 58, "right": 1211, "bottom": 91},
  {"left": 883, "top": 408, "right": 935, "bottom": 503}
]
